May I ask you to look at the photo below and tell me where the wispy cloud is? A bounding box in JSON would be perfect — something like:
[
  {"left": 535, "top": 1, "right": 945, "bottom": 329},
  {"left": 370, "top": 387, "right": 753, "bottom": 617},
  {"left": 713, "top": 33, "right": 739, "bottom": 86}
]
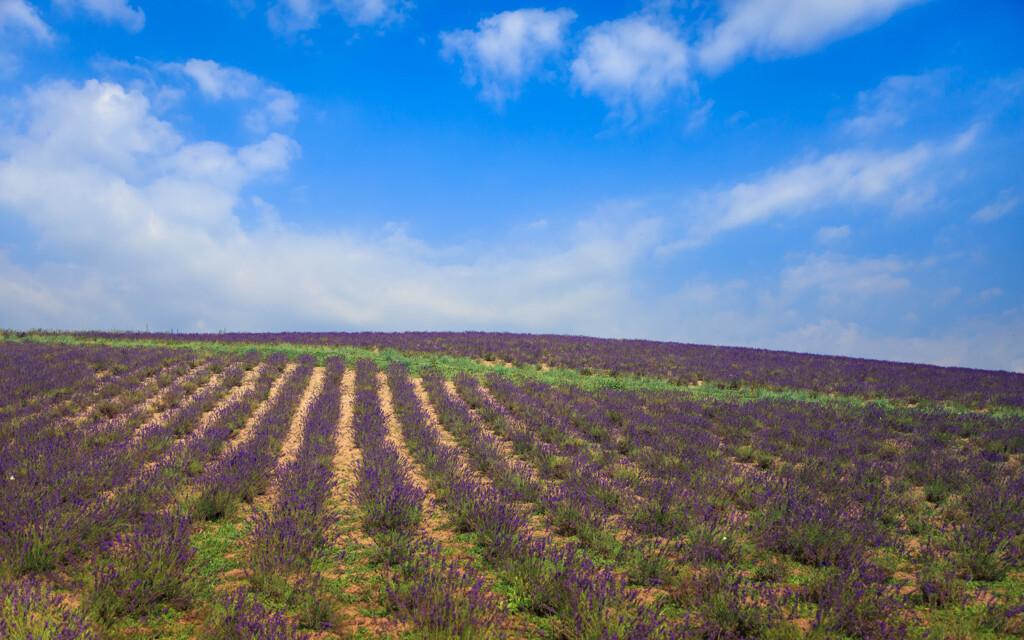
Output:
[
  {"left": 685, "top": 99, "right": 714, "bottom": 132},
  {"left": 696, "top": 0, "right": 932, "bottom": 74},
  {"left": 0, "top": 0, "right": 53, "bottom": 75},
  {"left": 815, "top": 224, "right": 850, "bottom": 243},
  {"left": 440, "top": 8, "right": 577, "bottom": 109},
  {"left": 844, "top": 70, "right": 947, "bottom": 136},
  {"left": 179, "top": 59, "right": 262, "bottom": 100},
  {"left": 570, "top": 13, "right": 690, "bottom": 124},
  {"left": 663, "top": 144, "right": 935, "bottom": 251},
  {"left": 639, "top": 264, "right": 1024, "bottom": 372},
  {"left": 267, "top": 0, "right": 407, "bottom": 35},
  {"left": 660, "top": 118, "right": 985, "bottom": 252},
  {"left": 334, "top": 0, "right": 405, "bottom": 27},
  {"left": 970, "top": 191, "right": 1020, "bottom": 223},
  {"left": 54, "top": 0, "right": 145, "bottom": 32},
  {"left": 267, "top": 0, "right": 319, "bottom": 34},
  {"left": 0, "top": 0, "right": 53, "bottom": 42},
  {"left": 166, "top": 59, "right": 299, "bottom": 133},
  {"left": 933, "top": 286, "right": 962, "bottom": 307},
  {"left": 769, "top": 315, "right": 1024, "bottom": 372},
  {"left": 781, "top": 252, "right": 912, "bottom": 299}
]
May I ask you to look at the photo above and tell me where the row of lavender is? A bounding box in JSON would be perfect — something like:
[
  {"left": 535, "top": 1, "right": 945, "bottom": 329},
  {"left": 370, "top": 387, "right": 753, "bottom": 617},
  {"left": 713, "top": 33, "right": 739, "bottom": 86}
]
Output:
[
  {"left": 0, "top": 350, "right": 253, "bottom": 577},
  {"left": 62, "top": 354, "right": 314, "bottom": 629},
  {"left": 1, "top": 342, "right": 196, "bottom": 445},
  {"left": 0, "top": 341, "right": 160, "bottom": 415},
  {"left": 347, "top": 359, "right": 506, "bottom": 637},
  {"left": 67, "top": 330, "right": 1024, "bottom": 407},
  {"left": 2, "top": 351, "right": 320, "bottom": 636},
  {"left": 244, "top": 358, "right": 345, "bottom": 633},
  {"left": 2, "top": 352, "right": 184, "bottom": 455},
  {"left": 135, "top": 356, "right": 318, "bottom": 635},
  {"left": 0, "top": 343, "right": 214, "bottom": 637},
  {"left": 439, "top": 372, "right": 792, "bottom": 636},
  {"left": 391, "top": 362, "right": 937, "bottom": 637},
  {"left": 83, "top": 355, "right": 279, "bottom": 626},
  {"left": 381, "top": 362, "right": 670, "bottom": 638},
  {"left": 472, "top": 372, "right": 1024, "bottom": 637}
]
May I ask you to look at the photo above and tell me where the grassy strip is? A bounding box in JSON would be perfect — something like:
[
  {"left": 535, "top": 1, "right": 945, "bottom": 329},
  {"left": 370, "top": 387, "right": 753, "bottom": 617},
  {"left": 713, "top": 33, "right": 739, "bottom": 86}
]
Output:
[{"left": 4, "top": 331, "right": 1020, "bottom": 418}]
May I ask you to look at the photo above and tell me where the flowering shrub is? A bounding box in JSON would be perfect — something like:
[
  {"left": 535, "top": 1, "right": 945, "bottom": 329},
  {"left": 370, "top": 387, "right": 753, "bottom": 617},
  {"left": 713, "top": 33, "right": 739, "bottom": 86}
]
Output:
[{"left": 0, "top": 578, "right": 95, "bottom": 639}]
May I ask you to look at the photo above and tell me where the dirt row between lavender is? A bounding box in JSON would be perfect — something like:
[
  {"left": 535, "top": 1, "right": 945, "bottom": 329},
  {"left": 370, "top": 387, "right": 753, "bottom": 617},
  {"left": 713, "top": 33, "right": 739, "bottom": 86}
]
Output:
[
  {"left": 66, "top": 360, "right": 209, "bottom": 437},
  {"left": 325, "top": 368, "right": 398, "bottom": 637},
  {"left": 96, "top": 364, "right": 245, "bottom": 507},
  {"left": 199, "top": 366, "right": 395, "bottom": 637},
  {"left": 210, "top": 365, "right": 323, "bottom": 597},
  {"left": 376, "top": 372, "right": 462, "bottom": 546}
]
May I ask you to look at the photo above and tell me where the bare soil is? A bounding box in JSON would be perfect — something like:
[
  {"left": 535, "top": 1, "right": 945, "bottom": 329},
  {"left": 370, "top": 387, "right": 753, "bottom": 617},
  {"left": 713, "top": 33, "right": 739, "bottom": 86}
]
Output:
[
  {"left": 255, "top": 365, "right": 325, "bottom": 510},
  {"left": 376, "top": 372, "right": 453, "bottom": 540}
]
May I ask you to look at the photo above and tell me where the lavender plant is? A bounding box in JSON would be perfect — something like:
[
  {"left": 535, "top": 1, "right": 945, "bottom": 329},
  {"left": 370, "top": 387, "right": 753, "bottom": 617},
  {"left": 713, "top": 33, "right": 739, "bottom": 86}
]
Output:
[
  {"left": 384, "top": 541, "right": 505, "bottom": 639},
  {"left": 0, "top": 577, "right": 96, "bottom": 639},
  {"left": 207, "top": 588, "right": 309, "bottom": 640},
  {"left": 85, "top": 512, "right": 197, "bottom": 625},
  {"left": 807, "top": 557, "right": 913, "bottom": 640},
  {"left": 351, "top": 360, "right": 424, "bottom": 534},
  {"left": 191, "top": 364, "right": 314, "bottom": 521}
]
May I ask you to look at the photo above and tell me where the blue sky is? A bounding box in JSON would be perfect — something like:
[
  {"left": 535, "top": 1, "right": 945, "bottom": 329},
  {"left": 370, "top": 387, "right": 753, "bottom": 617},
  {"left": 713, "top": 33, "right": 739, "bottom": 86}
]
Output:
[{"left": 0, "top": 0, "right": 1022, "bottom": 371}]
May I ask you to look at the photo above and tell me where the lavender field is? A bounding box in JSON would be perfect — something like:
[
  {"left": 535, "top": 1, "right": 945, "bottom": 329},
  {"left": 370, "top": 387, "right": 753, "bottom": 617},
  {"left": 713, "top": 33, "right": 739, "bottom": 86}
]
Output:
[{"left": 1, "top": 333, "right": 1023, "bottom": 639}]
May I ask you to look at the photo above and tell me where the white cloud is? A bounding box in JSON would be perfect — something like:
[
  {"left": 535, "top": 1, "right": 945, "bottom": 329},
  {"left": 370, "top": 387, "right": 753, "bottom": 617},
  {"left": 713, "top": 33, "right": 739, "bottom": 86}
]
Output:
[
  {"left": 570, "top": 13, "right": 690, "bottom": 123},
  {"left": 440, "top": 8, "right": 577, "bottom": 108},
  {"left": 978, "top": 287, "right": 1003, "bottom": 301},
  {"left": 55, "top": 0, "right": 145, "bottom": 32},
  {"left": 0, "top": 81, "right": 295, "bottom": 253},
  {"left": 262, "top": 88, "right": 300, "bottom": 125},
  {"left": 334, "top": 0, "right": 402, "bottom": 26},
  {"left": 267, "top": 0, "right": 320, "bottom": 33},
  {"left": 237, "top": 132, "right": 300, "bottom": 173},
  {"left": 781, "top": 253, "right": 911, "bottom": 299},
  {"left": 267, "top": 0, "right": 406, "bottom": 35},
  {"left": 0, "top": 0, "right": 53, "bottom": 42},
  {"left": 844, "top": 71, "right": 946, "bottom": 136},
  {"left": 0, "top": 78, "right": 659, "bottom": 336},
  {"left": 815, "top": 225, "right": 850, "bottom": 243},
  {"left": 697, "top": 0, "right": 931, "bottom": 74},
  {"left": 3, "top": 79, "right": 182, "bottom": 175},
  {"left": 661, "top": 123, "right": 984, "bottom": 252},
  {"left": 170, "top": 59, "right": 299, "bottom": 133},
  {"left": 970, "top": 193, "right": 1020, "bottom": 223},
  {"left": 767, "top": 314, "right": 1024, "bottom": 372},
  {"left": 0, "top": 0, "right": 53, "bottom": 77},
  {"left": 641, "top": 266, "right": 1023, "bottom": 372},
  {"left": 181, "top": 59, "right": 262, "bottom": 100},
  {"left": 685, "top": 99, "right": 714, "bottom": 131},
  {"left": 664, "top": 144, "right": 934, "bottom": 250},
  {"left": 933, "top": 286, "right": 961, "bottom": 307}
]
